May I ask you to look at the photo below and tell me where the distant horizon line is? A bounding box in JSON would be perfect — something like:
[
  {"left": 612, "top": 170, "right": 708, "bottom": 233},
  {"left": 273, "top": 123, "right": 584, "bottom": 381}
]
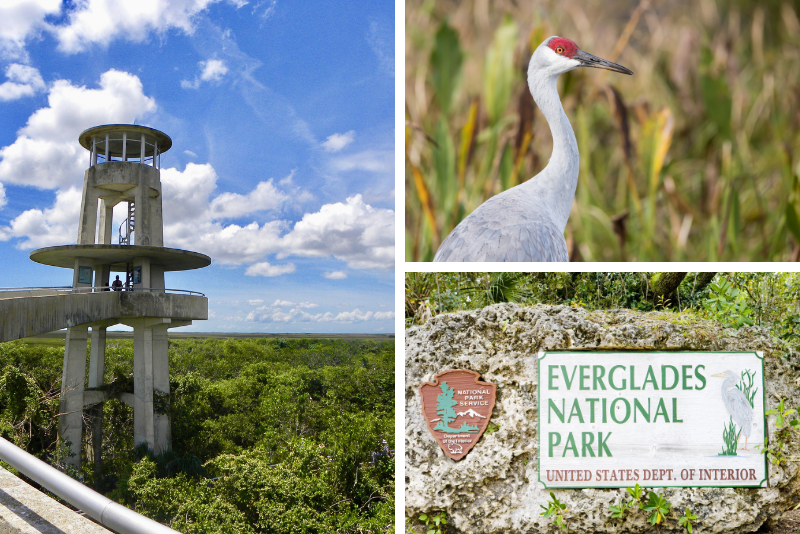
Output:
[{"left": 26, "top": 331, "right": 394, "bottom": 340}]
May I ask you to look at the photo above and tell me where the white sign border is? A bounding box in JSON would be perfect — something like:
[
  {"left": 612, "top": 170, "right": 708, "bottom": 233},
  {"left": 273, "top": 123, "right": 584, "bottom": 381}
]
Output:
[{"left": 537, "top": 350, "right": 768, "bottom": 489}]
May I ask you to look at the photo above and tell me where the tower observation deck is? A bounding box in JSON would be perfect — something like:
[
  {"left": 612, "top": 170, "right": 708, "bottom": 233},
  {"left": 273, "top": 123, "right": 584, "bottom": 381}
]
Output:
[{"left": 28, "top": 124, "right": 210, "bottom": 470}]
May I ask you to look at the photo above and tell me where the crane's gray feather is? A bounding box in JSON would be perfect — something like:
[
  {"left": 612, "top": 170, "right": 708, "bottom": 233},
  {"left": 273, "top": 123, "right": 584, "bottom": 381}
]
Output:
[
  {"left": 724, "top": 386, "right": 753, "bottom": 438},
  {"left": 434, "top": 191, "right": 568, "bottom": 262}
]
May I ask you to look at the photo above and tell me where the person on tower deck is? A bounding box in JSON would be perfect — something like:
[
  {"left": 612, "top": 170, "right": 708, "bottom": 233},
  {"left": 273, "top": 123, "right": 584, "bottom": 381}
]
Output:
[{"left": 112, "top": 275, "right": 123, "bottom": 291}]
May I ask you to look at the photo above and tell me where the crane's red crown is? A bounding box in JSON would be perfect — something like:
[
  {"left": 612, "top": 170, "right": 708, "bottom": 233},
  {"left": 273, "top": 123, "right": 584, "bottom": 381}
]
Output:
[{"left": 548, "top": 37, "right": 578, "bottom": 58}]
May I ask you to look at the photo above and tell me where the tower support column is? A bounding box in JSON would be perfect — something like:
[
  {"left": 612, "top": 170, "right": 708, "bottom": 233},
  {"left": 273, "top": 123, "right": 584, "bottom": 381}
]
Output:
[
  {"left": 88, "top": 326, "right": 106, "bottom": 472},
  {"left": 60, "top": 326, "right": 88, "bottom": 468},
  {"left": 130, "top": 319, "right": 171, "bottom": 454},
  {"left": 152, "top": 323, "right": 171, "bottom": 453}
]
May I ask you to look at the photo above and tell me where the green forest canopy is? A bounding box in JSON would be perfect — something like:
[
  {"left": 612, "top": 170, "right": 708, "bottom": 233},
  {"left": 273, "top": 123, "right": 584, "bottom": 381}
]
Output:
[
  {"left": 405, "top": 272, "right": 800, "bottom": 348},
  {"left": 0, "top": 337, "right": 394, "bottom": 534}
]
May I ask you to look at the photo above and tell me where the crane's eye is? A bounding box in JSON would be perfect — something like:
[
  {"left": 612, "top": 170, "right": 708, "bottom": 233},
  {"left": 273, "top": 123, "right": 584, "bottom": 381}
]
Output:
[{"left": 556, "top": 46, "right": 564, "bottom": 54}]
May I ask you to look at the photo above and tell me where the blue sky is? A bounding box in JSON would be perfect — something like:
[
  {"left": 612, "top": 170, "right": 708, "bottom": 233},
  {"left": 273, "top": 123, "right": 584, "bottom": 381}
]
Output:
[{"left": 0, "top": 0, "right": 394, "bottom": 333}]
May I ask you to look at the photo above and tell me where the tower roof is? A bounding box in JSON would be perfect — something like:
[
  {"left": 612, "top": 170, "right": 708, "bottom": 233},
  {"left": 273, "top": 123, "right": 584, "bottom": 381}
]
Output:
[{"left": 78, "top": 124, "right": 172, "bottom": 157}]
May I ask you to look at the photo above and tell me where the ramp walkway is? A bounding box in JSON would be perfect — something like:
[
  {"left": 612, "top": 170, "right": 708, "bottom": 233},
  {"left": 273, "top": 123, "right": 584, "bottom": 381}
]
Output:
[{"left": 0, "top": 288, "right": 207, "bottom": 343}]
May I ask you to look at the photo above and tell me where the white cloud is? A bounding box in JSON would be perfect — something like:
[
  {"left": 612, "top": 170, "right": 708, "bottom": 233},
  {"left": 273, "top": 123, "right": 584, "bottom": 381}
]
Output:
[
  {"left": 281, "top": 194, "right": 393, "bottom": 269},
  {"left": 272, "top": 299, "right": 294, "bottom": 307},
  {"left": 167, "top": 218, "right": 285, "bottom": 264},
  {"left": 182, "top": 58, "right": 229, "bottom": 89},
  {"left": 209, "top": 179, "right": 288, "bottom": 219},
  {"left": 321, "top": 130, "right": 354, "bottom": 152},
  {"left": 323, "top": 271, "right": 347, "bottom": 280},
  {"left": 247, "top": 299, "right": 264, "bottom": 306},
  {"left": 0, "top": 187, "right": 81, "bottom": 248},
  {"left": 0, "top": 69, "right": 156, "bottom": 190},
  {"left": 245, "top": 262, "right": 296, "bottom": 277},
  {"left": 297, "top": 302, "right": 318, "bottom": 309},
  {"left": 0, "top": 63, "right": 45, "bottom": 101},
  {"left": 329, "top": 150, "right": 393, "bottom": 173},
  {"left": 0, "top": 0, "right": 60, "bottom": 60},
  {"left": 367, "top": 19, "right": 393, "bottom": 77},
  {"left": 247, "top": 307, "right": 393, "bottom": 324},
  {"left": 53, "top": 0, "right": 224, "bottom": 54},
  {"left": 184, "top": 150, "right": 197, "bottom": 158},
  {"left": 160, "top": 163, "right": 291, "bottom": 264},
  {"left": 200, "top": 59, "right": 228, "bottom": 81},
  {"left": 253, "top": 0, "right": 277, "bottom": 20},
  {"left": 161, "top": 169, "right": 392, "bottom": 270},
  {"left": 279, "top": 174, "right": 293, "bottom": 184},
  {"left": 161, "top": 163, "right": 218, "bottom": 224}
]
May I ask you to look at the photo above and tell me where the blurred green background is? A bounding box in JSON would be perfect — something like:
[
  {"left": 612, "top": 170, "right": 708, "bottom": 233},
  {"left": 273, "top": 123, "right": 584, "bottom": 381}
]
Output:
[{"left": 405, "top": 0, "right": 800, "bottom": 262}]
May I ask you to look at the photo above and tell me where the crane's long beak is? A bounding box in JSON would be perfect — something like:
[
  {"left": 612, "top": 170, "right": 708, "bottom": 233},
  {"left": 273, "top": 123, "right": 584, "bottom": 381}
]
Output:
[
  {"left": 710, "top": 372, "right": 726, "bottom": 377},
  {"left": 574, "top": 49, "right": 633, "bottom": 75}
]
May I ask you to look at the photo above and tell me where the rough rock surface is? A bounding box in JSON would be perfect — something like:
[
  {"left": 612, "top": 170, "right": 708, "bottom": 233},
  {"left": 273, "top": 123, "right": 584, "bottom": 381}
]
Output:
[{"left": 405, "top": 304, "right": 800, "bottom": 533}]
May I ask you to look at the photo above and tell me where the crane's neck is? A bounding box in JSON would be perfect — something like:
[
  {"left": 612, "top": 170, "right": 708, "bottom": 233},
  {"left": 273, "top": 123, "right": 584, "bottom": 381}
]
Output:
[{"left": 523, "top": 69, "right": 579, "bottom": 232}]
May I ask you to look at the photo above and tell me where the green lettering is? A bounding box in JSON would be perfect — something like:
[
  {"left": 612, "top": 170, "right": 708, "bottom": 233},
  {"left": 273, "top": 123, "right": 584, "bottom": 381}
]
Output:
[
  {"left": 610, "top": 398, "right": 631, "bottom": 424},
  {"left": 598, "top": 432, "right": 613, "bottom": 457},
  {"left": 568, "top": 398, "right": 585, "bottom": 423},
  {"left": 593, "top": 366, "right": 607, "bottom": 390},
  {"left": 561, "top": 365, "right": 578, "bottom": 390},
  {"left": 634, "top": 398, "right": 651, "bottom": 423},
  {"left": 549, "top": 432, "right": 561, "bottom": 457},
  {"left": 609, "top": 365, "right": 626, "bottom": 390},
  {"left": 548, "top": 399, "right": 565, "bottom": 424},
  {"left": 579, "top": 365, "right": 590, "bottom": 390},
  {"left": 643, "top": 366, "right": 659, "bottom": 390},
  {"left": 654, "top": 398, "right": 670, "bottom": 423},
  {"left": 662, "top": 365, "right": 679, "bottom": 390},
  {"left": 587, "top": 398, "right": 599, "bottom": 423},
  {"left": 563, "top": 432, "right": 578, "bottom": 457},
  {"left": 672, "top": 397, "right": 683, "bottom": 422},
  {"left": 602, "top": 398, "right": 607, "bottom": 423},
  {"left": 548, "top": 365, "right": 559, "bottom": 390},
  {"left": 682, "top": 365, "right": 693, "bottom": 389},
  {"left": 694, "top": 365, "right": 706, "bottom": 390},
  {"left": 582, "top": 432, "right": 596, "bottom": 457},
  {"left": 630, "top": 365, "right": 641, "bottom": 390}
]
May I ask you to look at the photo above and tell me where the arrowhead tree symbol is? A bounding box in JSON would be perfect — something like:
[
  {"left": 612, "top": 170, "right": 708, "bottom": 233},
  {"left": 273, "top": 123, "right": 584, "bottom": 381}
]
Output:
[
  {"left": 434, "top": 381, "right": 459, "bottom": 431},
  {"left": 434, "top": 382, "right": 480, "bottom": 433},
  {"left": 420, "top": 369, "right": 496, "bottom": 460}
]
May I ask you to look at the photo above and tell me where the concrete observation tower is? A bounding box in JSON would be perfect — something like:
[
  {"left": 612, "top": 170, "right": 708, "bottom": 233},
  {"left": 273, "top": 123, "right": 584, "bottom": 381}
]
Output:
[{"left": 29, "top": 125, "right": 210, "bottom": 469}]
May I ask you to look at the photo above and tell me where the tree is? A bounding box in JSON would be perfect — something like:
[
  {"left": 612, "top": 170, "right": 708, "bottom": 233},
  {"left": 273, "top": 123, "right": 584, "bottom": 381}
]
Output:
[
  {"left": 650, "top": 272, "right": 687, "bottom": 306},
  {"left": 435, "top": 382, "right": 458, "bottom": 431}
]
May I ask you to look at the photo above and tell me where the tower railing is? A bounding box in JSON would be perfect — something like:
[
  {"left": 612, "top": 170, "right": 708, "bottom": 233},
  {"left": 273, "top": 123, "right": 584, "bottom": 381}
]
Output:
[
  {"left": 0, "top": 436, "right": 181, "bottom": 534},
  {"left": 89, "top": 133, "right": 162, "bottom": 169},
  {"left": 0, "top": 287, "right": 205, "bottom": 298}
]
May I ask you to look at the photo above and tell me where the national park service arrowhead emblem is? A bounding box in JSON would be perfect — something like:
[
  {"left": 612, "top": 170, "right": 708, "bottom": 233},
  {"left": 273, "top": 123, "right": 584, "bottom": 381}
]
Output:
[{"left": 420, "top": 369, "right": 496, "bottom": 461}]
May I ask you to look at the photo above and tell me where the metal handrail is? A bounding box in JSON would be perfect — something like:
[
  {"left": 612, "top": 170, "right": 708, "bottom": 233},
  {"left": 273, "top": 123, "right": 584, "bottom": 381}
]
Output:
[
  {"left": 0, "top": 437, "right": 180, "bottom": 534},
  {"left": 0, "top": 287, "right": 205, "bottom": 297}
]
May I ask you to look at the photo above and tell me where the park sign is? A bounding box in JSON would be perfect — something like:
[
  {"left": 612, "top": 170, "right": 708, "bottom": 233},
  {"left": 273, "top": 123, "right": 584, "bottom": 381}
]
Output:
[
  {"left": 539, "top": 351, "right": 767, "bottom": 489},
  {"left": 420, "top": 370, "right": 496, "bottom": 460}
]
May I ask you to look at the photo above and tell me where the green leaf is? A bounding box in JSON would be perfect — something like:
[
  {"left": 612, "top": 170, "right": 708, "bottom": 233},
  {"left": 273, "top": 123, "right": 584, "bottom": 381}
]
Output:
[
  {"left": 483, "top": 16, "right": 518, "bottom": 125},
  {"left": 786, "top": 196, "right": 800, "bottom": 245},
  {"left": 429, "top": 21, "right": 463, "bottom": 115}
]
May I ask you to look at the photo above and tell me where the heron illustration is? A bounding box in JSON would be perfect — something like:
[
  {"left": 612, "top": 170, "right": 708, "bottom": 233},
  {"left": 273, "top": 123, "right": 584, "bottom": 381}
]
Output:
[
  {"left": 434, "top": 36, "right": 632, "bottom": 262},
  {"left": 711, "top": 370, "right": 754, "bottom": 450}
]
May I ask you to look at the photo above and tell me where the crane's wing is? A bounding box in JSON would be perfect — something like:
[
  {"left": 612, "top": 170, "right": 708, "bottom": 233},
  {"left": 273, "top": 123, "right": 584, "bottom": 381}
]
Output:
[
  {"left": 433, "top": 194, "right": 568, "bottom": 262},
  {"left": 726, "top": 387, "right": 754, "bottom": 438}
]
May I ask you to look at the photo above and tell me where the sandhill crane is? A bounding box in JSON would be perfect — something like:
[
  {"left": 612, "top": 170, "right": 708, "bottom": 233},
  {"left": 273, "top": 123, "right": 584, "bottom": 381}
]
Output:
[
  {"left": 434, "top": 36, "right": 632, "bottom": 262},
  {"left": 711, "top": 370, "right": 754, "bottom": 451}
]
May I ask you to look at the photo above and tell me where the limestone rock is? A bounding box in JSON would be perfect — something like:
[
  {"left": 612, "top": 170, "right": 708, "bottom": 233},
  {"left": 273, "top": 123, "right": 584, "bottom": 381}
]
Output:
[{"left": 405, "top": 304, "right": 800, "bottom": 533}]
